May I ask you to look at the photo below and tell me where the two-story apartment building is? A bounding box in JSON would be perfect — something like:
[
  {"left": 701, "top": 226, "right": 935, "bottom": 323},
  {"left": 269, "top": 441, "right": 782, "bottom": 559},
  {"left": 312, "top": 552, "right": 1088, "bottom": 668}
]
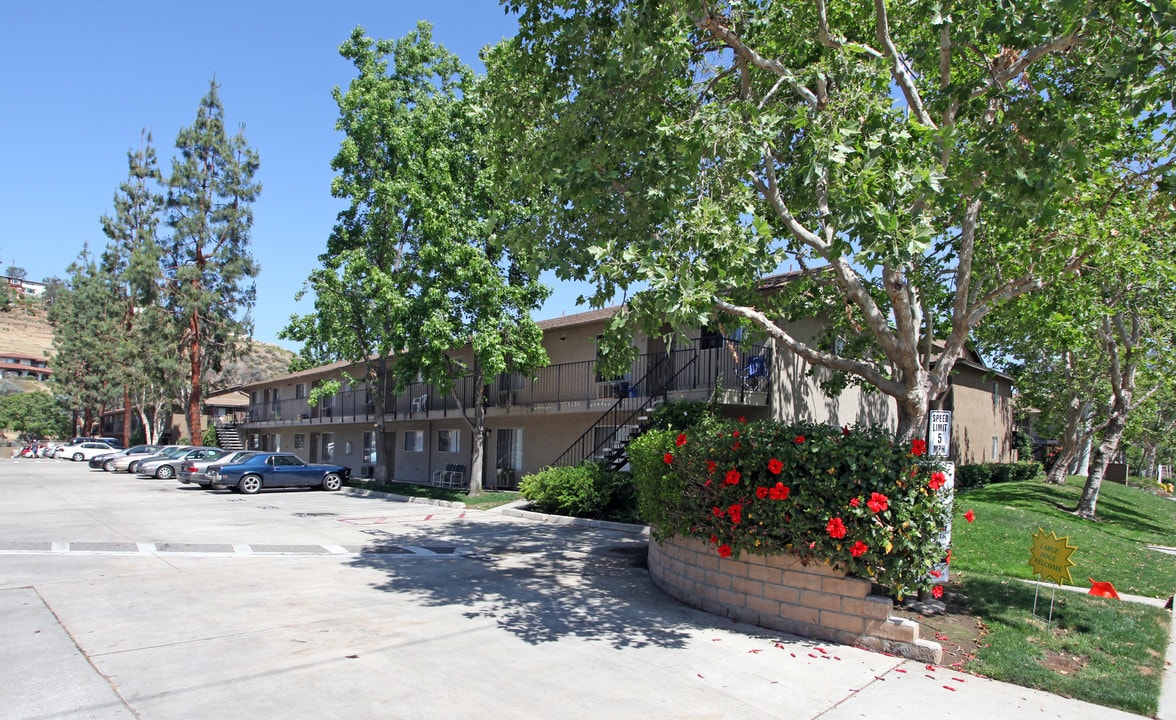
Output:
[
  {"left": 237, "top": 302, "right": 1014, "bottom": 489},
  {"left": 0, "top": 352, "right": 52, "bottom": 382}
]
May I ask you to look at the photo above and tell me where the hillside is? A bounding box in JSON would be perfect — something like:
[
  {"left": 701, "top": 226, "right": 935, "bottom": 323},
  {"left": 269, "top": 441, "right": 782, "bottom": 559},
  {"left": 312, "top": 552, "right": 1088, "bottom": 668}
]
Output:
[{"left": 0, "top": 301, "right": 296, "bottom": 389}]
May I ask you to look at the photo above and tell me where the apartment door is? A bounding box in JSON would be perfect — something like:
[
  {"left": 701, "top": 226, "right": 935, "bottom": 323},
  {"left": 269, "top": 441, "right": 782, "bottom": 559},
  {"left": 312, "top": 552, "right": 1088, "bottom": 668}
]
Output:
[{"left": 309, "top": 433, "right": 319, "bottom": 463}]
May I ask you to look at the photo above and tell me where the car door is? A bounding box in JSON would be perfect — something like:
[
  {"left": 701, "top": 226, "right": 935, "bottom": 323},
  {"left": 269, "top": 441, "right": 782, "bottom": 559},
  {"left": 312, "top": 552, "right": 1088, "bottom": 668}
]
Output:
[{"left": 268, "top": 454, "right": 311, "bottom": 487}]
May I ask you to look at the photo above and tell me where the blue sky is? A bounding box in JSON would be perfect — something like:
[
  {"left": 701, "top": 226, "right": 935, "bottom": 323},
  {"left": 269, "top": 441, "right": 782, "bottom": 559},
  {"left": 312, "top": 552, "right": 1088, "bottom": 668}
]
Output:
[{"left": 1, "top": 1, "right": 595, "bottom": 351}]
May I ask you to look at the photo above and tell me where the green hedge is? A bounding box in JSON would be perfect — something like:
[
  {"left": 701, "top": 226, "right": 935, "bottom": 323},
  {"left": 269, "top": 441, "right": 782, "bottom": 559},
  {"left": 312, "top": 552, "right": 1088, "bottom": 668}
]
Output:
[
  {"left": 630, "top": 416, "right": 951, "bottom": 600},
  {"left": 519, "top": 462, "right": 641, "bottom": 524},
  {"left": 955, "top": 461, "right": 1043, "bottom": 492}
]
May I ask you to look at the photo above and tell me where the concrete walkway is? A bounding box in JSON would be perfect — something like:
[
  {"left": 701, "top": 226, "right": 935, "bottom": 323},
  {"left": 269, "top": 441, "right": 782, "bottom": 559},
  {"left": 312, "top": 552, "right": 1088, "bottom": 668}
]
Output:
[{"left": 0, "top": 462, "right": 1172, "bottom": 719}]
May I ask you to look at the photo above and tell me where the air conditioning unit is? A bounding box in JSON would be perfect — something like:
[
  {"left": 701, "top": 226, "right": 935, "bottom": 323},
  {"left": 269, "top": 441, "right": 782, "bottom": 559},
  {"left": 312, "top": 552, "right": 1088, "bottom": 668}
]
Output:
[{"left": 360, "top": 465, "right": 374, "bottom": 478}]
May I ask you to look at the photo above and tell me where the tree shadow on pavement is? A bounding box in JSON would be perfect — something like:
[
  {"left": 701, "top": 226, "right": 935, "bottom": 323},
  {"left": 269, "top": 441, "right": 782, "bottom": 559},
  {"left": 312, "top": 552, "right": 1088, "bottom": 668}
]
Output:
[{"left": 347, "top": 519, "right": 698, "bottom": 650}]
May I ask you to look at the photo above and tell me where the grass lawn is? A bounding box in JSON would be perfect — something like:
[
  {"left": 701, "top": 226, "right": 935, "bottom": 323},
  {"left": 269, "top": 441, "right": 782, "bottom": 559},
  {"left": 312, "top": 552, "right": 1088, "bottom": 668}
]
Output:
[
  {"left": 346, "top": 479, "right": 519, "bottom": 509},
  {"left": 942, "top": 477, "right": 1174, "bottom": 715},
  {"left": 950, "top": 476, "right": 1176, "bottom": 597}
]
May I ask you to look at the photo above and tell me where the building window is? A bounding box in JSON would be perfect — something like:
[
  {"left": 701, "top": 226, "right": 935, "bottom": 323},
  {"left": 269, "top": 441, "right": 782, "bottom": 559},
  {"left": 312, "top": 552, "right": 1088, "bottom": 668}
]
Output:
[
  {"left": 404, "top": 430, "right": 424, "bottom": 453},
  {"left": 248, "top": 433, "right": 260, "bottom": 450},
  {"left": 438, "top": 429, "right": 460, "bottom": 453},
  {"left": 993, "top": 381, "right": 1000, "bottom": 408},
  {"left": 496, "top": 428, "right": 522, "bottom": 472},
  {"left": 295, "top": 383, "right": 307, "bottom": 399},
  {"left": 992, "top": 436, "right": 999, "bottom": 459},
  {"left": 322, "top": 433, "right": 335, "bottom": 462},
  {"left": 294, "top": 433, "right": 305, "bottom": 449},
  {"left": 363, "top": 432, "right": 376, "bottom": 464}
]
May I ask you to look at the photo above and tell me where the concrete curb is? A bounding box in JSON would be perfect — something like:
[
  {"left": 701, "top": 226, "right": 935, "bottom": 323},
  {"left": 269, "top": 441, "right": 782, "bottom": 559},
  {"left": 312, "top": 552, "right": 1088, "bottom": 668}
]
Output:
[
  {"left": 342, "top": 486, "right": 467, "bottom": 509},
  {"left": 498, "top": 501, "right": 650, "bottom": 536}
]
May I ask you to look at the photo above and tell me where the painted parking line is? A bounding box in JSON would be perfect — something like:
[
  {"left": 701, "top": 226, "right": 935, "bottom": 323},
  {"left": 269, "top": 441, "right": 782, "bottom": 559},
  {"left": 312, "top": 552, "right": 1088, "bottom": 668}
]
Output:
[
  {"left": 0, "top": 542, "right": 465, "bottom": 558},
  {"left": 337, "top": 512, "right": 466, "bottom": 526}
]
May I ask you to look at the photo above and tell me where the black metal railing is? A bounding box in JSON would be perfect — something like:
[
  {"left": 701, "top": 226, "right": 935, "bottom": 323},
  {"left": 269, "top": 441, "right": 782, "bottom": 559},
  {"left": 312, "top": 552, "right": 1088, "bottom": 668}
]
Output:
[{"left": 243, "top": 340, "right": 771, "bottom": 427}]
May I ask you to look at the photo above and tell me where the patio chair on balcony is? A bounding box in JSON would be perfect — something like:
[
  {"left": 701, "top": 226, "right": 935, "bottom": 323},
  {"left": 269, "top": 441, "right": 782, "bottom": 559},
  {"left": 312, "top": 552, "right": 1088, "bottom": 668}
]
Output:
[
  {"left": 411, "top": 394, "right": 428, "bottom": 413},
  {"left": 740, "top": 355, "right": 768, "bottom": 391}
]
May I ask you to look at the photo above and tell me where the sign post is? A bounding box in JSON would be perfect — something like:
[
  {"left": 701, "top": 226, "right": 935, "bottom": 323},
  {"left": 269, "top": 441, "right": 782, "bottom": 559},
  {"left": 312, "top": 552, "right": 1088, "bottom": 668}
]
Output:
[
  {"left": 1027, "top": 528, "right": 1078, "bottom": 627},
  {"left": 927, "top": 411, "right": 954, "bottom": 589}
]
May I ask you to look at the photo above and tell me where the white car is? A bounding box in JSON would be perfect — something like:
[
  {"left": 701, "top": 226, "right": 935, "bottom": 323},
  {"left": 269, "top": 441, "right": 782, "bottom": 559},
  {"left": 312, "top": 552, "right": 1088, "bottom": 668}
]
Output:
[{"left": 56, "top": 441, "right": 120, "bottom": 462}]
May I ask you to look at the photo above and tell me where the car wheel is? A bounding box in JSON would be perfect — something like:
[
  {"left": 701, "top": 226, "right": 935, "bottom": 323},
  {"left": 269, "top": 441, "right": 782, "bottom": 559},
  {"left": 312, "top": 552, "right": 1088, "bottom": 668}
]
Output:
[
  {"left": 103, "top": 459, "right": 116, "bottom": 472},
  {"left": 156, "top": 464, "right": 175, "bottom": 480},
  {"left": 72, "top": 452, "right": 84, "bottom": 462},
  {"left": 321, "top": 473, "right": 343, "bottom": 492},
  {"left": 239, "top": 475, "right": 262, "bottom": 494},
  {"left": 127, "top": 461, "right": 138, "bottom": 473},
  {"left": 197, "top": 483, "right": 210, "bottom": 489}
]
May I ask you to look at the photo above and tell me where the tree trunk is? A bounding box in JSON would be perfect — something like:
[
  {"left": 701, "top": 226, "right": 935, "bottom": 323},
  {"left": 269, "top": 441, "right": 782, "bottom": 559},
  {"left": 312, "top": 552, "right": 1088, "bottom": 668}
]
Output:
[
  {"left": 187, "top": 314, "right": 203, "bottom": 445},
  {"left": 1046, "top": 395, "right": 1086, "bottom": 484},
  {"left": 466, "top": 379, "right": 488, "bottom": 498},
  {"left": 894, "top": 386, "right": 930, "bottom": 446},
  {"left": 373, "top": 359, "right": 391, "bottom": 484},
  {"left": 122, "top": 386, "right": 133, "bottom": 447},
  {"left": 1076, "top": 404, "right": 1130, "bottom": 519},
  {"left": 136, "top": 406, "right": 154, "bottom": 444}
]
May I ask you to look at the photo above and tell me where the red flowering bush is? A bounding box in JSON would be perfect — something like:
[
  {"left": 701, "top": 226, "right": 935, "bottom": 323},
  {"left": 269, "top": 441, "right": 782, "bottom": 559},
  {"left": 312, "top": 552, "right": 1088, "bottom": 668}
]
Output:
[{"left": 631, "top": 417, "right": 950, "bottom": 599}]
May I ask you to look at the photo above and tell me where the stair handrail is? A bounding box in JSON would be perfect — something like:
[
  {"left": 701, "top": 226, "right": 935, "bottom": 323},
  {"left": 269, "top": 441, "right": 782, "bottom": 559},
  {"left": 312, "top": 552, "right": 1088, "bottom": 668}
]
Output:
[{"left": 551, "top": 351, "right": 699, "bottom": 468}]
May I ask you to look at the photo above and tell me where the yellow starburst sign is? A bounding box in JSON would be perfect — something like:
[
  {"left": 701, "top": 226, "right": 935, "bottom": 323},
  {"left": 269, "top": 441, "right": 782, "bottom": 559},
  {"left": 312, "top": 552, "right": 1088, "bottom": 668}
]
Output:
[{"left": 1028, "top": 528, "right": 1078, "bottom": 585}]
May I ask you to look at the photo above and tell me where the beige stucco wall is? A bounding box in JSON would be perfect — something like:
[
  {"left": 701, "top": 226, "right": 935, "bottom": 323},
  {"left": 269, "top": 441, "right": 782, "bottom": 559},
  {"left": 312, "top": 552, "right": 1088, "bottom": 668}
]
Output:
[{"left": 943, "top": 367, "right": 1014, "bottom": 464}]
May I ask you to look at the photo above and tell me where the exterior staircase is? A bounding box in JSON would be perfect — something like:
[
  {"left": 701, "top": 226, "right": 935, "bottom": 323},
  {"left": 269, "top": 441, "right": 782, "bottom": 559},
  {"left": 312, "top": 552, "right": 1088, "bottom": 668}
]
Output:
[
  {"left": 215, "top": 423, "right": 246, "bottom": 451},
  {"left": 552, "top": 353, "right": 697, "bottom": 471}
]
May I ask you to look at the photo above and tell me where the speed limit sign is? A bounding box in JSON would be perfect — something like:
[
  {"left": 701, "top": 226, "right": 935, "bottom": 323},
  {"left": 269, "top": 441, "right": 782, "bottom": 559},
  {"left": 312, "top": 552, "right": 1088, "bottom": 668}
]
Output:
[{"left": 928, "top": 411, "right": 951, "bottom": 457}]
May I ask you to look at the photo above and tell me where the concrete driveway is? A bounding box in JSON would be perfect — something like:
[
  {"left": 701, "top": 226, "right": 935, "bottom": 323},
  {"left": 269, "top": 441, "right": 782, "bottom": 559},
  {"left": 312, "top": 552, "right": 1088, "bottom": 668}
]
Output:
[{"left": 0, "top": 459, "right": 1149, "bottom": 719}]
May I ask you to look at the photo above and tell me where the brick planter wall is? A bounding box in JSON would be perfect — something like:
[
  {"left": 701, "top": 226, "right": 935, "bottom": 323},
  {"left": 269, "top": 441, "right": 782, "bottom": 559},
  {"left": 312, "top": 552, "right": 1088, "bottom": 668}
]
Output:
[{"left": 648, "top": 534, "right": 942, "bottom": 663}]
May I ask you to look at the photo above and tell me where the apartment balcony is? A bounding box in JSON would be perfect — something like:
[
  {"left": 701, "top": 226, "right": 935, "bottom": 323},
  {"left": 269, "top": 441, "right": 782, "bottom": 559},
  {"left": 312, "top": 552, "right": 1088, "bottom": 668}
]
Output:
[{"left": 245, "top": 342, "right": 771, "bottom": 429}]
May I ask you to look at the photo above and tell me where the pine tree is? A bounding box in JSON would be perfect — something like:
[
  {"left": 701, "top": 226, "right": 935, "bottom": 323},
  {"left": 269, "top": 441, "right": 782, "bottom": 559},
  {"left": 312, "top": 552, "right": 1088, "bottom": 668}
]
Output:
[
  {"left": 164, "top": 79, "right": 260, "bottom": 444},
  {"left": 100, "top": 130, "right": 168, "bottom": 446}
]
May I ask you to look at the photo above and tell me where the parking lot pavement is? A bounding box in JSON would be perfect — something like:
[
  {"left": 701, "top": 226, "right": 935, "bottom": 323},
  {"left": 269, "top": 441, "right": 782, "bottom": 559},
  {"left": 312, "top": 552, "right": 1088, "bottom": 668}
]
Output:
[{"left": 0, "top": 460, "right": 1151, "bottom": 720}]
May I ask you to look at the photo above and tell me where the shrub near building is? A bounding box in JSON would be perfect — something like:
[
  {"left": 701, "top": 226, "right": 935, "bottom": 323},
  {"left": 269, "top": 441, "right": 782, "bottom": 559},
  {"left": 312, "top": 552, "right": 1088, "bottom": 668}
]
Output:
[{"left": 630, "top": 416, "right": 950, "bottom": 600}]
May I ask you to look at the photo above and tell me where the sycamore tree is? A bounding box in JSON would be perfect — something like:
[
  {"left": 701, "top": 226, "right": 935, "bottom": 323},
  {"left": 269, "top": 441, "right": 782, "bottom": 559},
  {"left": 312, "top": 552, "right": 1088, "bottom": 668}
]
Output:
[
  {"left": 980, "top": 183, "right": 1176, "bottom": 517},
  {"left": 489, "top": 0, "right": 1175, "bottom": 442},
  {"left": 283, "top": 24, "right": 549, "bottom": 494},
  {"left": 164, "top": 79, "right": 261, "bottom": 445},
  {"left": 100, "top": 130, "right": 170, "bottom": 446}
]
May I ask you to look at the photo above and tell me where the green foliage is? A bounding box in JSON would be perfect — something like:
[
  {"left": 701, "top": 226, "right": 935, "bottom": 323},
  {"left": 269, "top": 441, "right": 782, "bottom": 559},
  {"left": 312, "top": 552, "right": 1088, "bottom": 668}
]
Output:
[
  {"left": 201, "top": 424, "right": 218, "bottom": 447},
  {"left": 647, "top": 400, "right": 710, "bottom": 432},
  {"left": 519, "top": 463, "right": 640, "bottom": 523},
  {"left": 1012, "top": 430, "right": 1033, "bottom": 458},
  {"left": 630, "top": 415, "right": 949, "bottom": 599},
  {"left": 954, "top": 461, "right": 1043, "bottom": 492},
  {"left": 491, "top": 1, "right": 1176, "bottom": 441},
  {"left": 0, "top": 391, "right": 71, "bottom": 440}
]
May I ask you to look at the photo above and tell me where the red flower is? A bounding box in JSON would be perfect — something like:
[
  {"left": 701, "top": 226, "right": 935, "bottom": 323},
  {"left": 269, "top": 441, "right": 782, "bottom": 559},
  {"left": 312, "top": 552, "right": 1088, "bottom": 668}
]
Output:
[
  {"left": 945, "top": 549, "right": 953, "bottom": 563},
  {"left": 675, "top": 433, "right": 688, "bottom": 447},
  {"left": 728, "top": 504, "right": 743, "bottom": 525},
  {"left": 849, "top": 541, "right": 868, "bottom": 557},
  {"left": 849, "top": 497, "right": 860, "bottom": 508},
  {"left": 704, "top": 479, "right": 712, "bottom": 488},
  {"left": 718, "top": 544, "right": 732, "bottom": 558},
  {"left": 738, "top": 416, "right": 747, "bottom": 423},
  {"left": 842, "top": 425, "right": 850, "bottom": 436},
  {"left": 769, "top": 482, "right": 790, "bottom": 501},
  {"left": 712, "top": 506, "right": 724, "bottom": 518},
  {"left": 866, "top": 492, "right": 889, "bottom": 513},
  {"left": 931, "top": 585, "right": 944, "bottom": 599},
  {"left": 794, "top": 435, "right": 806, "bottom": 444},
  {"left": 663, "top": 452, "right": 674, "bottom": 465},
  {"left": 732, "top": 429, "right": 741, "bottom": 438},
  {"left": 911, "top": 439, "right": 927, "bottom": 457},
  {"left": 964, "top": 509, "right": 975, "bottom": 523},
  {"left": 826, "top": 517, "right": 847, "bottom": 539},
  {"left": 756, "top": 487, "right": 769, "bottom": 499},
  {"left": 767, "top": 457, "right": 784, "bottom": 475},
  {"left": 731, "top": 442, "right": 741, "bottom": 451},
  {"left": 724, "top": 469, "right": 741, "bottom": 485},
  {"left": 928, "top": 471, "right": 946, "bottom": 490},
  {"left": 930, "top": 570, "right": 941, "bottom": 578},
  {"left": 706, "top": 460, "right": 717, "bottom": 474},
  {"left": 710, "top": 535, "right": 718, "bottom": 544}
]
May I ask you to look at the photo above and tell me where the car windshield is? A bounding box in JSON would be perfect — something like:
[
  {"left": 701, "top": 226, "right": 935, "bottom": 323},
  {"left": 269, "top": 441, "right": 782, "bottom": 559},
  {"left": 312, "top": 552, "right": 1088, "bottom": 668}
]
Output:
[{"left": 158, "top": 447, "right": 191, "bottom": 459}]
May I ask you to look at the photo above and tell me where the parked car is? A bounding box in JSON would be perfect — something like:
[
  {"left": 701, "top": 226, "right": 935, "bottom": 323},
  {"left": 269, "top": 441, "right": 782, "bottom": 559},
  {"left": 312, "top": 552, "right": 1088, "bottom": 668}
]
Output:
[
  {"left": 56, "top": 441, "right": 120, "bottom": 462},
  {"left": 179, "top": 450, "right": 257, "bottom": 487},
  {"left": 138, "top": 447, "right": 225, "bottom": 480},
  {"left": 110, "top": 445, "right": 190, "bottom": 474},
  {"left": 89, "top": 444, "right": 162, "bottom": 471},
  {"left": 206, "top": 452, "right": 351, "bottom": 494}
]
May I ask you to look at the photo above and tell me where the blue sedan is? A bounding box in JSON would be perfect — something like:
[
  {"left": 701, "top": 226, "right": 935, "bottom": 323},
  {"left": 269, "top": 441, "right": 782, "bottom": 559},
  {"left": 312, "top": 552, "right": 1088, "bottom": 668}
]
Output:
[{"left": 205, "top": 452, "right": 351, "bottom": 494}]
